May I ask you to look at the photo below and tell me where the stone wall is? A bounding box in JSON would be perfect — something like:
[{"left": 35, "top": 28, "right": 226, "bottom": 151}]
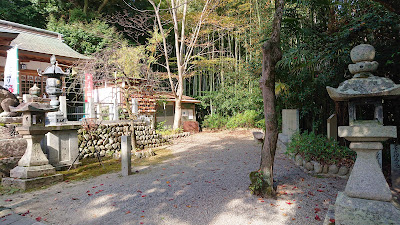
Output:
[{"left": 77, "top": 122, "right": 170, "bottom": 159}]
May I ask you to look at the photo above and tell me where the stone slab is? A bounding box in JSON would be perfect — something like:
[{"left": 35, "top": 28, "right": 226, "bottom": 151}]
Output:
[
  {"left": 282, "top": 109, "right": 299, "bottom": 141},
  {"left": 327, "top": 114, "right": 337, "bottom": 141},
  {"left": 335, "top": 192, "right": 400, "bottom": 225},
  {"left": 10, "top": 165, "right": 56, "bottom": 179},
  {"left": 121, "top": 136, "right": 132, "bottom": 176},
  {"left": 2, "top": 174, "right": 63, "bottom": 190},
  {"left": 338, "top": 125, "right": 397, "bottom": 142}
]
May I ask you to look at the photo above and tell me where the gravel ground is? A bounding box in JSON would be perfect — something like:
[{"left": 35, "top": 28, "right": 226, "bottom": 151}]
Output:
[{"left": 0, "top": 129, "right": 346, "bottom": 225}]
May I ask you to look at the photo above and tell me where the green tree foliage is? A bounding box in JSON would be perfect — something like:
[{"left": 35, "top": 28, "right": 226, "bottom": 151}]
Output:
[
  {"left": 276, "top": 0, "right": 400, "bottom": 134},
  {"left": 47, "top": 16, "right": 123, "bottom": 55},
  {"left": 0, "top": 0, "right": 48, "bottom": 28}
]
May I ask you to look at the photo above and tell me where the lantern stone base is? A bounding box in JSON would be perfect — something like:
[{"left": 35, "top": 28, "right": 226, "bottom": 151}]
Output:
[
  {"left": 2, "top": 174, "right": 63, "bottom": 190},
  {"left": 323, "top": 192, "right": 400, "bottom": 225},
  {"left": 10, "top": 164, "right": 56, "bottom": 179}
]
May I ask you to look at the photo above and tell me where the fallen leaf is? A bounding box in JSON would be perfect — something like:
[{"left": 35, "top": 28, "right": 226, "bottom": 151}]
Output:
[
  {"left": 35, "top": 217, "right": 41, "bottom": 222},
  {"left": 125, "top": 211, "right": 131, "bottom": 214},
  {"left": 282, "top": 213, "right": 287, "bottom": 216},
  {"left": 166, "top": 181, "right": 170, "bottom": 184},
  {"left": 315, "top": 215, "right": 321, "bottom": 221},
  {"left": 286, "top": 201, "right": 293, "bottom": 205},
  {"left": 142, "top": 195, "right": 147, "bottom": 197},
  {"left": 292, "top": 218, "right": 296, "bottom": 220},
  {"left": 317, "top": 189, "right": 324, "bottom": 192},
  {"left": 329, "top": 218, "right": 335, "bottom": 223},
  {"left": 4, "top": 199, "right": 12, "bottom": 202},
  {"left": 186, "top": 205, "right": 191, "bottom": 208},
  {"left": 88, "top": 194, "right": 93, "bottom": 196},
  {"left": 315, "top": 208, "right": 321, "bottom": 213},
  {"left": 72, "top": 198, "right": 79, "bottom": 200}
]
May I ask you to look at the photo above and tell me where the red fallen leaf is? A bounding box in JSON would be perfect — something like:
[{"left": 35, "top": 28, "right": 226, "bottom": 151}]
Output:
[
  {"left": 92, "top": 186, "right": 97, "bottom": 188},
  {"left": 286, "top": 202, "right": 293, "bottom": 205},
  {"left": 88, "top": 194, "right": 93, "bottom": 196},
  {"left": 86, "top": 191, "right": 90, "bottom": 193},
  {"left": 169, "top": 199, "right": 174, "bottom": 201},
  {"left": 292, "top": 186, "right": 297, "bottom": 190},
  {"left": 125, "top": 211, "right": 131, "bottom": 214},
  {"left": 141, "top": 195, "right": 147, "bottom": 197},
  {"left": 100, "top": 184, "right": 104, "bottom": 186},
  {"left": 36, "top": 217, "right": 42, "bottom": 222},
  {"left": 308, "top": 191, "right": 315, "bottom": 196},
  {"left": 260, "top": 200, "right": 265, "bottom": 202},
  {"left": 317, "top": 189, "right": 324, "bottom": 192},
  {"left": 21, "top": 210, "right": 30, "bottom": 216},
  {"left": 186, "top": 183, "right": 191, "bottom": 185},
  {"left": 315, "top": 208, "right": 321, "bottom": 213},
  {"left": 5, "top": 199, "right": 12, "bottom": 202},
  {"left": 98, "top": 190, "right": 103, "bottom": 192},
  {"left": 282, "top": 185, "right": 287, "bottom": 188},
  {"left": 168, "top": 185, "right": 171, "bottom": 187},
  {"left": 95, "top": 192, "right": 99, "bottom": 194},
  {"left": 329, "top": 219, "right": 335, "bottom": 223},
  {"left": 72, "top": 198, "right": 79, "bottom": 200},
  {"left": 298, "top": 206, "right": 302, "bottom": 209},
  {"left": 137, "top": 190, "right": 142, "bottom": 193},
  {"left": 315, "top": 215, "right": 321, "bottom": 221},
  {"left": 140, "top": 222, "right": 144, "bottom": 224}
]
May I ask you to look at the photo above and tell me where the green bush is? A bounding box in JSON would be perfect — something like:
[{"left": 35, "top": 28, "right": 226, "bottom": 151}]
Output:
[
  {"left": 226, "top": 110, "right": 259, "bottom": 129},
  {"left": 203, "top": 114, "right": 228, "bottom": 129},
  {"left": 286, "top": 131, "right": 355, "bottom": 166}
]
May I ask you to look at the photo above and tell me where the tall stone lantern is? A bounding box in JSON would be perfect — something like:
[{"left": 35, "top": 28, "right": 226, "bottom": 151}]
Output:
[
  {"left": 1, "top": 89, "right": 63, "bottom": 190},
  {"left": 326, "top": 44, "right": 400, "bottom": 224},
  {"left": 38, "top": 55, "right": 69, "bottom": 124}
]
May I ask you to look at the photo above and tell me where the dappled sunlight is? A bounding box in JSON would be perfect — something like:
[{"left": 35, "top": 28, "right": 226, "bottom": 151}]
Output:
[
  {"left": 87, "top": 193, "right": 115, "bottom": 206},
  {"left": 84, "top": 206, "right": 117, "bottom": 219}
]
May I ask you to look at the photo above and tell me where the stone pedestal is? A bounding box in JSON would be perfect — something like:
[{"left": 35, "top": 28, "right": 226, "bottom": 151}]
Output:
[
  {"left": 345, "top": 142, "right": 392, "bottom": 201},
  {"left": 2, "top": 132, "right": 63, "bottom": 190},
  {"left": 43, "top": 123, "right": 80, "bottom": 170},
  {"left": 334, "top": 192, "right": 400, "bottom": 225}
]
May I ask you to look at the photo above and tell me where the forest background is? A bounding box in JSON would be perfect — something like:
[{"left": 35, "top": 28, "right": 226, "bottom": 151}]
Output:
[{"left": 1, "top": 0, "right": 399, "bottom": 135}]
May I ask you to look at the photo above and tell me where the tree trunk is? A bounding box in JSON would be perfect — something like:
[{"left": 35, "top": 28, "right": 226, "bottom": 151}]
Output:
[{"left": 251, "top": 0, "right": 285, "bottom": 198}]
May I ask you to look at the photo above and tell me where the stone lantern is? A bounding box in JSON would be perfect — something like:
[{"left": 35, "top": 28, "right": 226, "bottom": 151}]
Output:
[
  {"left": 38, "top": 55, "right": 69, "bottom": 124},
  {"left": 326, "top": 44, "right": 400, "bottom": 224},
  {"left": 1, "top": 88, "right": 63, "bottom": 190}
]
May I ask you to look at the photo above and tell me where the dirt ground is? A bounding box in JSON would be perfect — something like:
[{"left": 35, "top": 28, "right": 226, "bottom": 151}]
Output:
[{"left": 0, "top": 129, "right": 347, "bottom": 225}]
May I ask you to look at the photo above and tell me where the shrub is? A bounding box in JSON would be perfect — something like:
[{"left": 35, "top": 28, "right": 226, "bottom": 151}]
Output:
[
  {"left": 226, "top": 110, "right": 259, "bottom": 129},
  {"left": 286, "top": 131, "right": 355, "bottom": 166},
  {"left": 203, "top": 114, "right": 228, "bottom": 129}
]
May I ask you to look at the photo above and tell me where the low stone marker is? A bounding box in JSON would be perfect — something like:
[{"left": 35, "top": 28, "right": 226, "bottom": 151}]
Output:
[{"left": 121, "top": 136, "right": 132, "bottom": 176}]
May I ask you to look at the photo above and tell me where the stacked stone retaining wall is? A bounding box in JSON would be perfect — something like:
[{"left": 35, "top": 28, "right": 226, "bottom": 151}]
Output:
[{"left": 77, "top": 122, "right": 175, "bottom": 159}]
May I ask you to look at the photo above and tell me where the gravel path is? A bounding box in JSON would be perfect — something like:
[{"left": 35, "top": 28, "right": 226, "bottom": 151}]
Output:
[{"left": 0, "top": 130, "right": 346, "bottom": 225}]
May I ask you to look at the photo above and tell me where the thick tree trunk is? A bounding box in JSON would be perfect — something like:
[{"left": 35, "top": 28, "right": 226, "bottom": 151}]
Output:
[{"left": 251, "top": 0, "right": 285, "bottom": 198}]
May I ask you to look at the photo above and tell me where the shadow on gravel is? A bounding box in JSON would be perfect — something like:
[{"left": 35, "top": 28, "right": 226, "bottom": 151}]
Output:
[{"left": 1, "top": 131, "right": 346, "bottom": 225}]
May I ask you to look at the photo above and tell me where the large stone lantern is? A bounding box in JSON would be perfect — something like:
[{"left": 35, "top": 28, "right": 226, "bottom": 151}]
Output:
[
  {"left": 38, "top": 55, "right": 69, "bottom": 124},
  {"left": 1, "top": 92, "right": 63, "bottom": 190},
  {"left": 326, "top": 44, "right": 400, "bottom": 224}
]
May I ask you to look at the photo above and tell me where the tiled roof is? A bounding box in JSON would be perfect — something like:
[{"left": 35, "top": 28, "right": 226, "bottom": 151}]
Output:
[
  {"left": 0, "top": 20, "right": 89, "bottom": 60},
  {"left": 11, "top": 32, "right": 89, "bottom": 59}
]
